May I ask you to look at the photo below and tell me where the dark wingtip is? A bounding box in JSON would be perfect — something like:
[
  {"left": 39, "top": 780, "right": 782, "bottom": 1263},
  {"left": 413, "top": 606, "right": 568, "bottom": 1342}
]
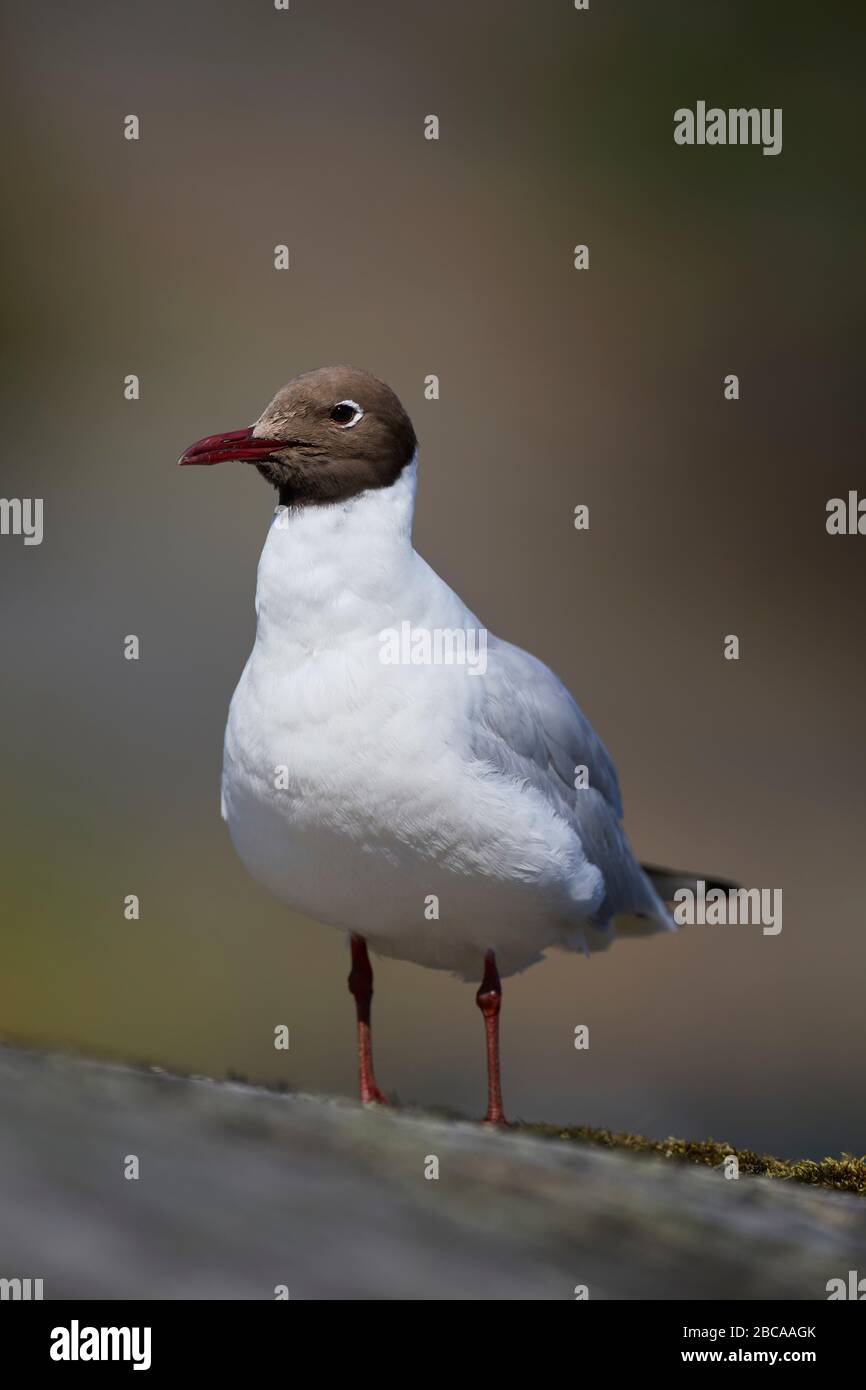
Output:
[{"left": 641, "top": 863, "right": 742, "bottom": 901}]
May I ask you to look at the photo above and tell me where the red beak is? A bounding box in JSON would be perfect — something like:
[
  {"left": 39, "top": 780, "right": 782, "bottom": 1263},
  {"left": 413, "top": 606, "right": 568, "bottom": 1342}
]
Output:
[{"left": 178, "top": 426, "right": 287, "bottom": 467}]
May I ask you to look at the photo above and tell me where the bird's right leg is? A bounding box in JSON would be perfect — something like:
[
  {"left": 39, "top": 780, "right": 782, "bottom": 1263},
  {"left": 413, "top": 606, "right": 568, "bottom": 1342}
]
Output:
[
  {"left": 347, "top": 935, "right": 388, "bottom": 1105},
  {"left": 476, "top": 949, "right": 507, "bottom": 1125}
]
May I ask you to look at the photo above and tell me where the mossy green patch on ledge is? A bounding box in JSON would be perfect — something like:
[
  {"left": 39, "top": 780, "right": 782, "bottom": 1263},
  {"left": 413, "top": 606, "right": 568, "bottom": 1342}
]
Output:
[{"left": 516, "top": 1122, "right": 866, "bottom": 1198}]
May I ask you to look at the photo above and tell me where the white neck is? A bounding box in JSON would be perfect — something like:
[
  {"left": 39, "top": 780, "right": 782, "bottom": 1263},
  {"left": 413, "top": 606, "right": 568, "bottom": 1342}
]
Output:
[{"left": 253, "top": 458, "right": 419, "bottom": 649}]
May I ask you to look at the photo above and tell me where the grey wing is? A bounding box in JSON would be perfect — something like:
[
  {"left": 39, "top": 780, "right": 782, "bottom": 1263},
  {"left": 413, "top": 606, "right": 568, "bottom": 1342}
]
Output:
[{"left": 473, "top": 636, "right": 670, "bottom": 928}]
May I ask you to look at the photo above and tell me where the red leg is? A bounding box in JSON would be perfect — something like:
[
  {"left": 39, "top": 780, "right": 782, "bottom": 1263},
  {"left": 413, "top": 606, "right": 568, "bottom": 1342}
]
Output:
[
  {"left": 347, "top": 935, "right": 387, "bottom": 1105},
  {"left": 475, "top": 950, "right": 507, "bottom": 1125}
]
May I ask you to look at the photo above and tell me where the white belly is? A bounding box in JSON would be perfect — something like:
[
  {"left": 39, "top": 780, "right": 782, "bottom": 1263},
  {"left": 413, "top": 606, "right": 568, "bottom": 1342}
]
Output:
[{"left": 221, "top": 648, "right": 601, "bottom": 978}]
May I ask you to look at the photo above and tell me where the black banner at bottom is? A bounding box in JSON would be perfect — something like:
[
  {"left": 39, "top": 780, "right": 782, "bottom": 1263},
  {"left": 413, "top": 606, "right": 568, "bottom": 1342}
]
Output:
[{"left": 1, "top": 1298, "right": 861, "bottom": 1374}]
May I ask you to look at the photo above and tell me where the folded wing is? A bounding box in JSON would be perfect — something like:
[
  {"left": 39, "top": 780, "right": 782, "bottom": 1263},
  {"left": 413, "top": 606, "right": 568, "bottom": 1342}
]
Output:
[{"left": 471, "top": 636, "right": 671, "bottom": 933}]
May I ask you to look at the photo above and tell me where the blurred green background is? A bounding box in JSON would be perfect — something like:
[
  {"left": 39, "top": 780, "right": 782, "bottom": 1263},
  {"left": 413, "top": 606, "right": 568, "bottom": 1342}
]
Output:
[{"left": 1, "top": 1, "right": 863, "bottom": 1157}]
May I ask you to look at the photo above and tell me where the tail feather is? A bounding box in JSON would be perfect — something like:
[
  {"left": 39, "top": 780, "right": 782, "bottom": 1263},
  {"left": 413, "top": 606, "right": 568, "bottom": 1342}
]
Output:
[{"left": 641, "top": 863, "right": 740, "bottom": 904}]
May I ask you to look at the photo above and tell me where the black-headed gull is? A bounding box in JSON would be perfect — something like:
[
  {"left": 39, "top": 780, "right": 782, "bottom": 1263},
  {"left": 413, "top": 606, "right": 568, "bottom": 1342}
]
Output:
[{"left": 180, "top": 366, "right": 725, "bottom": 1123}]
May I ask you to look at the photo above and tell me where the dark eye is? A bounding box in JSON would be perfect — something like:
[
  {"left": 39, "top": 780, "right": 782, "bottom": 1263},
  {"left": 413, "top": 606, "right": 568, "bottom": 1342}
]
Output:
[{"left": 330, "top": 400, "right": 364, "bottom": 428}]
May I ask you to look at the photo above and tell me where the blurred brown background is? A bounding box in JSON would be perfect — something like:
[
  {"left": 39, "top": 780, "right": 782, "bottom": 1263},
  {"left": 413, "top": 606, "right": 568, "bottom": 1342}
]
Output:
[{"left": 1, "top": 1, "right": 863, "bottom": 1158}]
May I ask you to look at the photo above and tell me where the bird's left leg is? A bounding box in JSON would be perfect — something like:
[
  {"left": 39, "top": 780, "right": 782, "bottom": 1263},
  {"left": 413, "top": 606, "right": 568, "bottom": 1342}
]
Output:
[
  {"left": 476, "top": 949, "right": 507, "bottom": 1125},
  {"left": 347, "top": 934, "right": 388, "bottom": 1106}
]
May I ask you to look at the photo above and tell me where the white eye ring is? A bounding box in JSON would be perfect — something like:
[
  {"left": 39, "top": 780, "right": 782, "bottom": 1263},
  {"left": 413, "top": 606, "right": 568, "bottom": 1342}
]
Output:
[{"left": 331, "top": 399, "right": 364, "bottom": 429}]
